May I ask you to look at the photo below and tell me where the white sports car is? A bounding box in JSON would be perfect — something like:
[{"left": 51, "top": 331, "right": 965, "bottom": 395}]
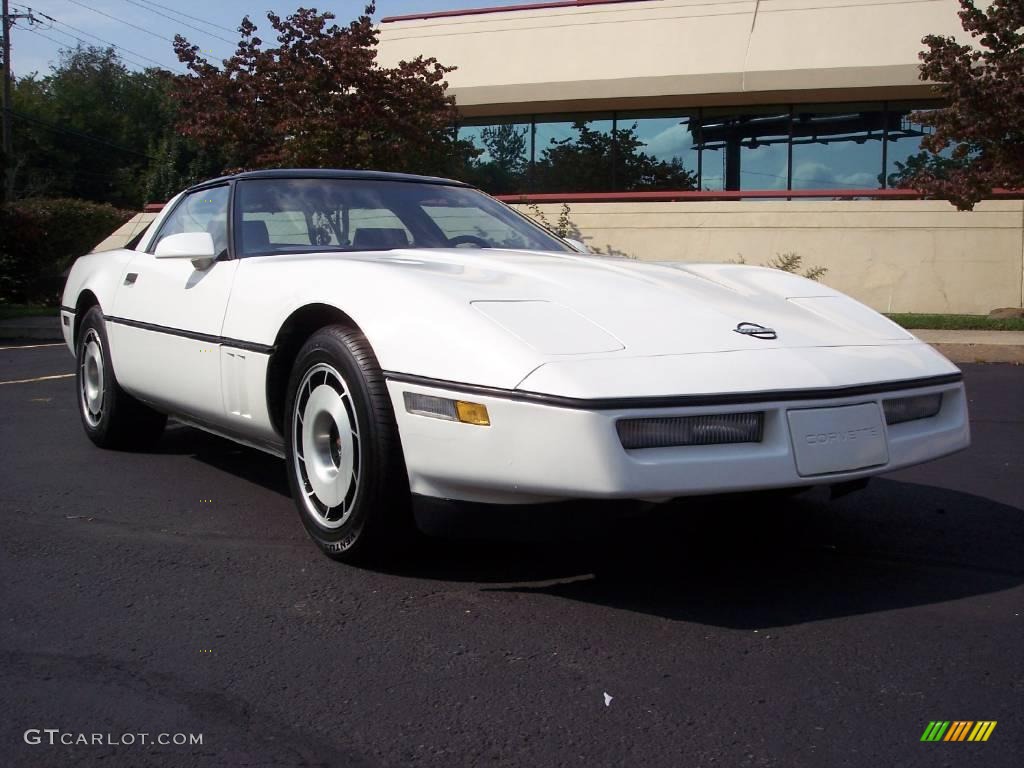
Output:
[{"left": 61, "top": 169, "right": 970, "bottom": 561}]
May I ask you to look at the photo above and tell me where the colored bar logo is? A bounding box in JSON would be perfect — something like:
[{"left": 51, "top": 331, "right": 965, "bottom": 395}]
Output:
[{"left": 921, "top": 721, "right": 997, "bottom": 742}]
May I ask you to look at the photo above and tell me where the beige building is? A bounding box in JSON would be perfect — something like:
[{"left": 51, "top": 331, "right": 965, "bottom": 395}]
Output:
[{"left": 379, "top": 0, "right": 1023, "bottom": 315}]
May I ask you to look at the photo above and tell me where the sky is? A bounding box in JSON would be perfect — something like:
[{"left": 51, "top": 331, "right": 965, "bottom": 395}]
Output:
[{"left": 7, "top": 0, "right": 525, "bottom": 77}]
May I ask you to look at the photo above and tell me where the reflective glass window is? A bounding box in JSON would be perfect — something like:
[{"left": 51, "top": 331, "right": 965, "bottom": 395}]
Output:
[
  {"left": 697, "top": 108, "right": 790, "bottom": 190},
  {"left": 453, "top": 102, "right": 945, "bottom": 196},
  {"left": 885, "top": 103, "right": 952, "bottom": 188},
  {"left": 459, "top": 121, "right": 531, "bottom": 195},
  {"left": 614, "top": 112, "right": 699, "bottom": 190},
  {"left": 533, "top": 117, "right": 615, "bottom": 192},
  {"left": 791, "top": 104, "right": 885, "bottom": 190}
]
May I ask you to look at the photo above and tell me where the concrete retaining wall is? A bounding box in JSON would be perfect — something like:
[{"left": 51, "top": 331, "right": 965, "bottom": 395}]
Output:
[{"left": 517, "top": 200, "right": 1024, "bottom": 315}]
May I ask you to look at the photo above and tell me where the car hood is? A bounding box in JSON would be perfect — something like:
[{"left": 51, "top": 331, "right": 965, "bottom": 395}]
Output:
[{"left": 344, "top": 247, "right": 914, "bottom": 357}]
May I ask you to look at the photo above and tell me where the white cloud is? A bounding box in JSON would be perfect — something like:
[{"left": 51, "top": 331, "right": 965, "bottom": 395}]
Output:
[
  {"left": 641, "top": 123, "right": 693, "bottom": 160},
  {"left": 791, "top": 161, "right": 877, "bottom": 190}
]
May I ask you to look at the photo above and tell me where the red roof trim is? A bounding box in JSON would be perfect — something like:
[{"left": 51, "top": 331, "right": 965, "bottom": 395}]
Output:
[
  {"left": 495, "top": 188, "right": 1023, "bottom": 203},
  {"left": 382, "top": 0, "right": 649, "bottom": 24}
]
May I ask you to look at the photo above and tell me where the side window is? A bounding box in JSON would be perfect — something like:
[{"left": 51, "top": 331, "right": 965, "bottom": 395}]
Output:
[{"left": 151, "top": 186, "right": 230, "bottom": 257}]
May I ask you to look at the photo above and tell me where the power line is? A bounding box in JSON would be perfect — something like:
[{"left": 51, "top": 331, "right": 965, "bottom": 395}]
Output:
[
  {"left": 21, "top": 24, "right": 167, "bottom": 76},
  {"left": 130, "top": 0, "right": 236, "bottom": 35},
  {"left": 61, "top": 0, "right": 176, "bottom": 44},
  {"left": 11, "top": 108, "right": 157, "bottom": 160},
  {"left": 117, "top": 0, "right": 235, "bottom": 45},
  {"left": 20, "top": 5, "right": 181, "bottom": 71},
  {"left": 14, "top": 5, "right": 185, "bottom": 72},
  {"left": 3, "top": 0, "right": 31, "bottom": 201},
  {"left": 3, "top": 0, "right": 34, "bottom": 199},
  {"left": 23, "top": 24, "right": 158, "bottom": 74}
]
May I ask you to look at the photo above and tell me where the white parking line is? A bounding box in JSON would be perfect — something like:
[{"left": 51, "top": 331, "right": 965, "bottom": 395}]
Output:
[
  {"left": 0, "top": 343, "right": 64, "bottom": 351},
  {"left": 0, "top": 373, "right": 74, "bottom": 386}
]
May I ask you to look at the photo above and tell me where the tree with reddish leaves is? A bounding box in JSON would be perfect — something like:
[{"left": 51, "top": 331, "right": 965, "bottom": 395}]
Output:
[
  {"left": 172, "top": 4, "right": 474, "bottom": 176},
  {"left": 901, "top": 0, "right": 1024, "bottom": 210}
]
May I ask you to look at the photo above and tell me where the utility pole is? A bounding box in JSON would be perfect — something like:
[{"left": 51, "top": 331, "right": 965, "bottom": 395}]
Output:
[
  {"left": 2, "top": 0, "right": 13, "bottom": 202},
  {"left": 2, "top": 0, "right": 36, "bottom": 202}
]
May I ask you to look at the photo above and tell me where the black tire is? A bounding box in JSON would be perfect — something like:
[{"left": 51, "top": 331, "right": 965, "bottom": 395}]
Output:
[
  {"left": 76, "top": 306, "right": 167, "bottom": 449},
  {"left": 284, "top": 325, "right": 414, "bottom": 563}
]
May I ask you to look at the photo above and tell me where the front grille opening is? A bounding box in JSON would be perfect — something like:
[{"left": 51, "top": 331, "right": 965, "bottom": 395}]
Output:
[
  {"left": 617, "top": 412, "right": 765, "bottom": 450},
  {"left": 883, "top": 393, "right": 943, "bottom": 425}
]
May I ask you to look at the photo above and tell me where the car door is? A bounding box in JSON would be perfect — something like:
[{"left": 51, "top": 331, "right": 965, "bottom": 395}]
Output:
[{"left": 107, "top": 183, "right": 238, "bottom": 424}]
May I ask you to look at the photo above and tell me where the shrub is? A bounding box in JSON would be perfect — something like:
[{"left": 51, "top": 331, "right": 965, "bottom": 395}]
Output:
[
  {"left": 523, "top": 202, "right": 632, "bottom": 258},
  {"left": 734, "top": 253, "right": 828, "bottom": 282},
  {"left": 0, "top": 198, "right": 134, "bottom": 304},
  {"left": 525, "top": 202, "right": 574, "bottom": 238}
]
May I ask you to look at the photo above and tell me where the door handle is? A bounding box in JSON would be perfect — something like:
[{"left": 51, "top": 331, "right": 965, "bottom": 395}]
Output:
[{"left": 124, "top": 273, "right": 138, "bottom": 285}]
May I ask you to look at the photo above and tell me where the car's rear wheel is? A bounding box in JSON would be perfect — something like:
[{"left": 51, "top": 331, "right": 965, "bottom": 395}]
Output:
[
  {"left": 76, "top": 306, "right": 166, "bottom": 449},
  {"left": 284, "top": 325, "right": 414, "bottom": 563}
]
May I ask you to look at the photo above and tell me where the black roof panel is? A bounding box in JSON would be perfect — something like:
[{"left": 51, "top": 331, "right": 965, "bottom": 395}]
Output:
[{"left": 188, "top": 168, "right": 470, "bottom": 191}]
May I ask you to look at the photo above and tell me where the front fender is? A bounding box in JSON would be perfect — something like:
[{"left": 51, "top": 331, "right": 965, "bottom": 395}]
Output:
[
  {"left": 222, "top": 256, "right": 546, "bottom": 389},
  {"left": 61, "top": 248, "right": 138, "bottom": 351}
]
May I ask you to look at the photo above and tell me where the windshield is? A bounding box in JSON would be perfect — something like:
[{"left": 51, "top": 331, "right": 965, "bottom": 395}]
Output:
[{"left": 234, "top": 178, "right": 573, "bottom": 257}]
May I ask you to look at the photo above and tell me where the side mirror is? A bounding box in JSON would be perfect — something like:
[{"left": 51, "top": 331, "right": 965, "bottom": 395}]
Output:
[
  {"left": 564, "top": 238, "right": 589, "bottom": 254},
  {"left": 154, "top": 232, "right": 217, "bottom": 270}
]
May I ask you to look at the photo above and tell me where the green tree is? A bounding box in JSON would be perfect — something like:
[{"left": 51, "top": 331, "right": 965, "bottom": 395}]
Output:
[
  {"left": 10, "top": 45, "right": 178, "bottom": 206},
  {"left": 143, "top": 133, "right": 223, "bottom": 204}
]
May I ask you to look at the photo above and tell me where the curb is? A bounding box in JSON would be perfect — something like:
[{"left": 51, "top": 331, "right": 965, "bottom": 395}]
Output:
[
  {"left": 912, "top": 330, "right": 1024, "bottom": 365},
  {"left": 925, "top": 342, "right": 1024, "bottom": 365},
  {"left": 0, "top": 318, "right": 63, "bottom": 342},
  {"left": 0, "top": 329, "right": 63, "bottom": 341}
]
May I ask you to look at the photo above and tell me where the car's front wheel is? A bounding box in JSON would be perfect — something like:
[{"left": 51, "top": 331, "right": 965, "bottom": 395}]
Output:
[
  {"left": 284, "top": 325, "right": 414, "bottom": 563},
  {"left": 76, "top": 306, "right": 166, "bottom": 449}
]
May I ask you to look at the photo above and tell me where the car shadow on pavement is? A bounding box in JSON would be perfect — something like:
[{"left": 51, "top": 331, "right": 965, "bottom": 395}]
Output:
[
  {"left": 157, "top": 423, "right": 1024, "bottom": 629},
  {"left": 393, "top": 480, "right": 1024, "bottom": 629},
  {"left": 157, "top": 423, "right": 292, "bottom": 497}
]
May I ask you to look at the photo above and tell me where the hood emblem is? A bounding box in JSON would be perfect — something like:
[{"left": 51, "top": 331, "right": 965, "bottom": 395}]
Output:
[{"left": 734, "top": 322, "right": 777, "bottom": 340}]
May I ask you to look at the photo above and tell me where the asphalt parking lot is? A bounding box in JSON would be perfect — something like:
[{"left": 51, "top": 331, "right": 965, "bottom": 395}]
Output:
[{"left": 1, "top": 343, "right": 1021, "bottom": 767}]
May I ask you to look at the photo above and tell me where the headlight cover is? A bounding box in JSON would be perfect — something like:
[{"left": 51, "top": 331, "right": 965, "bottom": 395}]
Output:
[
  {"left": 787, "top": 296, "right": 912, "bottom": 341},
  {"left": 472, "top": 300, "right": 624, "bottom": 355}
]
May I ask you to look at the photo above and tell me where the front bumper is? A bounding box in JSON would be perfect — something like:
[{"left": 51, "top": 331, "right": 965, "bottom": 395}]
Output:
[{"left": 386, "top": 374, "right": 969, "bottom": 505}]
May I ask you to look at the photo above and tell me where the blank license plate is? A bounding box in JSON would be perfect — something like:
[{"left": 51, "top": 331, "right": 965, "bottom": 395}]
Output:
[{"left": 788, "top": 403, "right": 888, "bottom": 476}]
